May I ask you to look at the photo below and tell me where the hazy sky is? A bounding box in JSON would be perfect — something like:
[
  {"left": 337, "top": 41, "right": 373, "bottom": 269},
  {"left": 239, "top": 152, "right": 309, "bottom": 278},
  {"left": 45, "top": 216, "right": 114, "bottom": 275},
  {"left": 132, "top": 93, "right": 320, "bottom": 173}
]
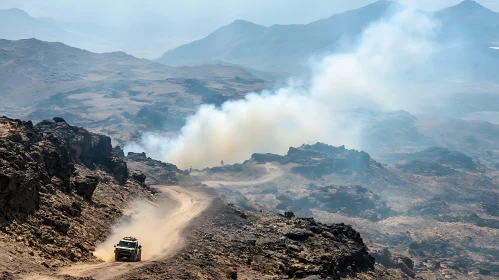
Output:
[
  {"left": 1, "top": 0, "right": 497, "bottom": 58},
  {"left": 1, "top": 0, "right": 497, "bottom": 26}
]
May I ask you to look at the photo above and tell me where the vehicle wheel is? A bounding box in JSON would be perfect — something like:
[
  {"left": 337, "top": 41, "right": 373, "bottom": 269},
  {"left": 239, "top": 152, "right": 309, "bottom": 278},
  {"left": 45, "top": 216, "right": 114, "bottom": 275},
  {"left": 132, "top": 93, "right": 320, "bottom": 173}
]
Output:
[
  {"left": 115, "top": 254, "right": 119, "bottom": 262},
  {"left": 137, "top": 252, "right": 141, "bottom": 262}
]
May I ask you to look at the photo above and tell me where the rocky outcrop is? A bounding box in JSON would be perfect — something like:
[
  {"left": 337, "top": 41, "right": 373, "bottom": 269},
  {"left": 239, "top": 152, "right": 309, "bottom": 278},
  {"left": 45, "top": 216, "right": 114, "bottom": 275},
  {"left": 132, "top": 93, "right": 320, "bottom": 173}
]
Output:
[
  {"left": 407, "top": 147, "right": 477, "bottom": 171},
  {"left": 205, "top": 163, "right": 244, "bottom": 173},
  {"left": 398, "top": 160, "right": 459, "bottom": 176},
  {"left": 371, "top": 248, "right": 416, "bottom": 278},
  {"left": 125, "top": 152, "right": 182, "bottom": 185},
  {"left": 277, "top": 185, "right": 394, "bottom": 221},
  {"left": 130, "top": 170, "right": 146, "bottom": 184},
  {"left": 72, "top": 175, "right": 99, "bottom": 200},
  {"left": 0, "top": 116, "right": 154, "bottom": 272},
  {"left": 124, "top": 202, "right": 408, "bottom": 279},
  {"left": 35, "top": 117, "right": 128, "bottom": 184},
  {"left": 251, "top": 142, "right": 383, "bottom": 179},
  {"left": 389, "top": 147, "right": 478, "bottom": 175},
  {"left": 0, "top": 116, "right": 130, "bottom": 221}
]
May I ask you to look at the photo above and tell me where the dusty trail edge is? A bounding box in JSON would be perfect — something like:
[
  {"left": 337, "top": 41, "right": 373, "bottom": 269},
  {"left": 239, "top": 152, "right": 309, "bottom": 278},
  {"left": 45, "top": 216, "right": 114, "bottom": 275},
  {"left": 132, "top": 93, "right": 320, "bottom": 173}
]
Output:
[
  {"left": 201, "top": 162, "right": 285, "bottom": 188},
  {"left": 19, "top": 185, "right": 212, "bottom": 280}
]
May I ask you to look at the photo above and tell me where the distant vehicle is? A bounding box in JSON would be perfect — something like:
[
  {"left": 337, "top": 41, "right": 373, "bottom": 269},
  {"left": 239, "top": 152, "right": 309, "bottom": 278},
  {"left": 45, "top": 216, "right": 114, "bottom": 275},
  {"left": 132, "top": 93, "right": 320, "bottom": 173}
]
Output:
[{"left": 114, "top": 236, "right": 142, "bottom": 262}]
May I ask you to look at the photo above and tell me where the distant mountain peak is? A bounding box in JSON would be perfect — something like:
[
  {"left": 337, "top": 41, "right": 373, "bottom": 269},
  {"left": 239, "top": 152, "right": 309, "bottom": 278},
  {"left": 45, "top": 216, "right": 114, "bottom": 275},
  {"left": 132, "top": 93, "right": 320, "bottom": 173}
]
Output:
[
  {"left": 364, "top": 0, "right": 401, "bottom": 9},
  {"left": 328, "top": 0, "right": 401, "bottom": 19},
  {"left": 1, "top": 8, "right": 29, "bottom": 16},
  {"left": 373, "top": 0, "right": 399, "bottom": 6},
  {"left": 447, "top": 0, "right": 493, "bottom": 13},
  {"left": 436, "top": 0, "right": 496, "bottom": 20},
  {"left": 231, "top": 19, "right": 254, "bottom": 25},
  {"left": 227, "top": 19, "right": 265, "bottom": 29},
  {"left": 213, "top": 18, "right": 266, "bottom": 35}
]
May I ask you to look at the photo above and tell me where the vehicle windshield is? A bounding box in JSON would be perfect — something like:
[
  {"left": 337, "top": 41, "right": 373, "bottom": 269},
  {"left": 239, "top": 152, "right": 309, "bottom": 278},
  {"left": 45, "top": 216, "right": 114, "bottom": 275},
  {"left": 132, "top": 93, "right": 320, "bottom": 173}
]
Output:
[{"left": 118, "top": 241, "right": 136, "bottom": 248}]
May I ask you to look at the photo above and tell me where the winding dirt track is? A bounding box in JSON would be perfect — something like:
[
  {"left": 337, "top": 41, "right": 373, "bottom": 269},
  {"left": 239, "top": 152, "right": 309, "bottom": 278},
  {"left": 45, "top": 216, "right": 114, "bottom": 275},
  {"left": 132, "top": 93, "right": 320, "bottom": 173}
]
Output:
[
  {"left": 202, "top": 163, "right": 285, "bottom": 188},
  {"left": 20, "top": 165, "right": 283, "bottom": 280},
  {"left": 20, "top": 185, "right": 211, "bottom": 280}
]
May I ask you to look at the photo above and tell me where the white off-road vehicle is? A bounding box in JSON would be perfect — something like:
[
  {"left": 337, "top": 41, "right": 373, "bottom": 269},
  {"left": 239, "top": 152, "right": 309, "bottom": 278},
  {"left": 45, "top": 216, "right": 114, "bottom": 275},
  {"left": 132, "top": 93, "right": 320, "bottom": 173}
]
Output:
[{"left": 114, "top": 236, "right": 142, "bottom": 262}]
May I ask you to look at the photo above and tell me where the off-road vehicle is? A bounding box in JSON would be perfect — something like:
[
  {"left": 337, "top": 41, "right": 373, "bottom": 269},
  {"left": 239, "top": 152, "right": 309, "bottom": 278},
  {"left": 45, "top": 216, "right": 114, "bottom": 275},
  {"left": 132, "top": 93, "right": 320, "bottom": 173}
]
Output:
[{"left": 114, "top": 236, "right": 142, "bottom": 262}]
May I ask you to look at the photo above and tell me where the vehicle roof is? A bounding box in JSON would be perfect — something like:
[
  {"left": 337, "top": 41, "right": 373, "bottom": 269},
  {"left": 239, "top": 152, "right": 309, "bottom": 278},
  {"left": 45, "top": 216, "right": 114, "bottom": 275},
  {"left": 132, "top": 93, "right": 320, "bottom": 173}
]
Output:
[{"left": 121, "top": 236, "right": 138, "bottom": 241}]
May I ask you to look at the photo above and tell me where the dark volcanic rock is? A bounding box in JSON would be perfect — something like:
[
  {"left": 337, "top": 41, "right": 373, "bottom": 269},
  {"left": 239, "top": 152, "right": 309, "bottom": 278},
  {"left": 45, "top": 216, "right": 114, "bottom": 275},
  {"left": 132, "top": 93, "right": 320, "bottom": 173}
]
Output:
[
  {"left": 59, "top": 201, "right": 83, "bottom": 217},
  {"left": 372, "top": 248, "right": 416, "bottom": 278},
  {"left": 72, "top": 175, "right": 99, "bottom": 200},
  {"left": 126, "top": 152, "right": 179, "bottom": 172},
  {"left": 0, "top": 115, "right": 153, "bottom": 271},
  {"left": 0, "top": 116, "right": 131, "bottom": 220},
  {"left": 35, "top": 118, "right": 128, "bottom": 184},
  {"left": 251, "top": 142, "right": 382, "bottom": 179},
  {"left": 409, "top": 147, "right": 477, "bottom": 171},
  {"left": 123, "top": 200, "right": 398, "bottom": 279},
  {"left": 126, "top": 152, "right": 181, "bottom": 185},
  {"left": 284, "top": 230, "right": 314, "bottom": 241},
  {"left": 0, "top": 271, "right": 14, "bottom": 280},
  {"left": 112, "top": 146, "right": 126, "bottom": 158},
  {"left": 251, "top": 153, "right": 285, "bottom": 163},
  {"left": 277, "top": 185, "right": 393, "bottom": 221},
  {"left": 205, "top": 163, "right": 244, "bottom": 173},
  {"left": 130, "top": 170, "right": 146, "bottom": 183},
  {"left": 391, "top": 147, "right": 477, "bottom": 175},
  {"left": 398, "top": 160, "right": 458, "bottom": 176}
]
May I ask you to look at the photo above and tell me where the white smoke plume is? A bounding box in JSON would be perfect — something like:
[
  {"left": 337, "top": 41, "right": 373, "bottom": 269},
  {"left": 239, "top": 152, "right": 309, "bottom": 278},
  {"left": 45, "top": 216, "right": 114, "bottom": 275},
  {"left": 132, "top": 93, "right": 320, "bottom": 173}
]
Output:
[{"left": 125, "top": 8, "right": 439, "bottom": 169}]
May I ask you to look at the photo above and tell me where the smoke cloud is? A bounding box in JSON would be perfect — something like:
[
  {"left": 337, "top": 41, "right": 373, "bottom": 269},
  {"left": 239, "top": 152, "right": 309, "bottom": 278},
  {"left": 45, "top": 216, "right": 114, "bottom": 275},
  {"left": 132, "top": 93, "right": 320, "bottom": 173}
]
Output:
[{"left": 125, "top": 8, "right": 440, "bottom": 169}]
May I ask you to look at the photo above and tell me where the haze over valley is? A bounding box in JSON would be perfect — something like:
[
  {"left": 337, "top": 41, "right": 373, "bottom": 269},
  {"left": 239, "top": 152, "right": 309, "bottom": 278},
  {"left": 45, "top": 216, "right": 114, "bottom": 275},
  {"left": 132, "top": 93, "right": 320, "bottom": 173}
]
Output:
[{"left": 1, "top": 1, "right": 499, "bottom": 279}]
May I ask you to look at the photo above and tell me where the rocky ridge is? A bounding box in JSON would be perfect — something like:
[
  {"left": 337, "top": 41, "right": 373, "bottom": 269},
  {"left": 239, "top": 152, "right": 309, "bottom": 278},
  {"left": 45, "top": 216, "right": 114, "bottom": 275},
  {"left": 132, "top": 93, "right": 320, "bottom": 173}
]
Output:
[
  {"left": 251, "top": 143, "right": 383, "bottom": 179},
  {"left": 194, "top": 142, "right": 499, "bottom": 279},
  {"left": 0, "top": 116, "right": 153, "bottom": 274},
  {"left": 125, "top": 151, "right": 185, "bottom": 185},
  {"left": 0, "top": 118, "right": 404, "bottom": 280},
  {"left": 123, "top": 200, "right": 409, "bottom": 280}
]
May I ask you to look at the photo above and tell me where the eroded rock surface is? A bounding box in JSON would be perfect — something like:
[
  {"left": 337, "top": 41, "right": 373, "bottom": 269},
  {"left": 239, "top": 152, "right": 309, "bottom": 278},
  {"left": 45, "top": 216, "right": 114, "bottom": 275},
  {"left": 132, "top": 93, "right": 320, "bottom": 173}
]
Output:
[
  {"left": 0, "top": 116, "right": 153, "bottom": 273},
  {"left": 125, "top": 152, "right": 183, "bottom": 185},
  {"left": 123, "top": 203, "right": 409, "bottom": 279}
]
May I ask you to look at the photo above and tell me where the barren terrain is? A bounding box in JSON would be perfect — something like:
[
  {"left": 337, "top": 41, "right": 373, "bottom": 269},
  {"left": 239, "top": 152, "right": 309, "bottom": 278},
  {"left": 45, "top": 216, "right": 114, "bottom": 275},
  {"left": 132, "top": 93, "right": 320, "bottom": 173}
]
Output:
[
  {"left": 20, "top": 185, "right": 212, "bottom": 280},
  {"left": 0, "top": 117, "right": 410, "bottom": 280},
  {"left": 191, "top": 143, "right": 499, "bottom": 279},
  {"left": 0, "top": 39, "right": 274, "bottom": 146}
]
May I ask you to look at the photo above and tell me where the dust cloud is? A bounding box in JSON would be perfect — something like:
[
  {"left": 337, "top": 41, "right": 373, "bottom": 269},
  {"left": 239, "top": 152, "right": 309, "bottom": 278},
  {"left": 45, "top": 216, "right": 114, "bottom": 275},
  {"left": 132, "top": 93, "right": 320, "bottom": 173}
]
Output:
[
  {"left": 93, "top": 199, "right": 178, "bottom": 261},
  {"left": 125, "top": 8, "right": 440, "bottom": 169}
]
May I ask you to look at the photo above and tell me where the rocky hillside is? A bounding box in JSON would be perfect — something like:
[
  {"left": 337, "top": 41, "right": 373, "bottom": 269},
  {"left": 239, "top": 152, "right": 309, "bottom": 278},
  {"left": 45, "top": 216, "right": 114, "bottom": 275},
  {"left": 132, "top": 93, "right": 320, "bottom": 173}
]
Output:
[
  {"left": 123, "top": 200, "right": 409, "bottom": 280},
  {"left": 157, "top": 1, "right": 499, "bottom": 75},
  {"left": 1, "top": 118, "right": 409, "bottom": 279},
  {"left": 124, "top": 152, "right": 184, "bottom": 186},
  {"left": 0, "top": 39, "right": 272, "bottom": 146},
  {"left": 0, "top": 116, "right": 153, "bottom": 274},
  {"left": 194, "top": 142, "right": 499, "bottom": 279},
  {"left": 251, "top": 143, "right": 384, "bottom": 179}
]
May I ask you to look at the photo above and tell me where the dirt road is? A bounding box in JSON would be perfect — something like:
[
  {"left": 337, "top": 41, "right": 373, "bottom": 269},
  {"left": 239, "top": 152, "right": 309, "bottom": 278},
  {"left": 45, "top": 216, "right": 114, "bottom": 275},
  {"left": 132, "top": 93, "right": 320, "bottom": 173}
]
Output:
[
  {"left": 202, "top": 163, "right": 285, "bottom": 188},
  {"left": 20, "top": 185, "right": 211, "bottom": 280}
]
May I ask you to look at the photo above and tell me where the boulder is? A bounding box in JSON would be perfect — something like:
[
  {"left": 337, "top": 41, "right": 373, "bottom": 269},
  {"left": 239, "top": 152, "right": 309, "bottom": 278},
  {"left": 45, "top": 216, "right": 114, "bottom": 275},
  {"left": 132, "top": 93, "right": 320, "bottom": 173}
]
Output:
[
  {"left": 73, "top": 176, "right": 99, "bottom": 200},
  {"left": 130, "top": 170, "right": 146, "bottom": 183},
  {"left": 284, "top": 211, "right": 295, "bottom": 218},
  {"left": 59, "top": 201, "right": 83, "bottom": 217},
  {"left": 284, "top": 230, "right": 314, "bottom": 241}
]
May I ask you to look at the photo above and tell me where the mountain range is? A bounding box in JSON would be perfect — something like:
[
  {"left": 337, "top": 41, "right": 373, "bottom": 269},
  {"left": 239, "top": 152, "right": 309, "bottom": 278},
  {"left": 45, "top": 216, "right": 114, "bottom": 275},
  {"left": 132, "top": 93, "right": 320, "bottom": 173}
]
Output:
[
  {"left": 156, "top": 0, "right": 499, "bottom": 73},
  {"left": 0, "top": 8, "right": 203, "bottom": 58},
  {"left": 1, "top": 1, "right": 498, "bottom": 74},
  {"left": 0, "top": 38, "right": 272, "bottom": 145},
  {"left": 0, "top": 8, "right": 67, "bottom": 41}
]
